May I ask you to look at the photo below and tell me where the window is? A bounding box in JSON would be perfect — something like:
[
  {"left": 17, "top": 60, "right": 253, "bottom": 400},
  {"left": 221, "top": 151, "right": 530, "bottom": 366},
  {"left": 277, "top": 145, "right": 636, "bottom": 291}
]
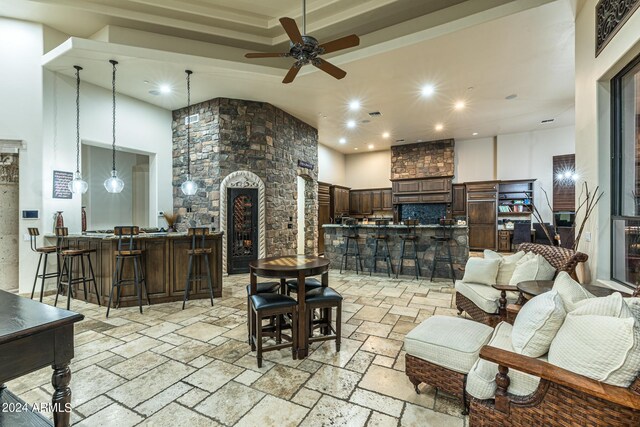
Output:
[{"left": 611, "top": 53, "right": 640, "bottom": 289}]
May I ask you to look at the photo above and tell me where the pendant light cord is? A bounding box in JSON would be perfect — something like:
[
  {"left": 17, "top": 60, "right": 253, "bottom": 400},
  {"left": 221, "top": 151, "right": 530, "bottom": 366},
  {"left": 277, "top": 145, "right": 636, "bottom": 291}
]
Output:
[
  {"left": 74, "top": 65, "right": 82, "bottom": 174},
  {"left": 110, "top": 60, "right": 118, "bottom": 173},
  {"left": 186, "top": 70, "right": 193, "bottom": 176}
]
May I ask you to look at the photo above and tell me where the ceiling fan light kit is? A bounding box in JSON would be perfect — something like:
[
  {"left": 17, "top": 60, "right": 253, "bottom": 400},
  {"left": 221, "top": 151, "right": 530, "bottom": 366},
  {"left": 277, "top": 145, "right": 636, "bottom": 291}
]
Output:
[{"left": 245, "top": 0, "right": 359, "bottom": 84}]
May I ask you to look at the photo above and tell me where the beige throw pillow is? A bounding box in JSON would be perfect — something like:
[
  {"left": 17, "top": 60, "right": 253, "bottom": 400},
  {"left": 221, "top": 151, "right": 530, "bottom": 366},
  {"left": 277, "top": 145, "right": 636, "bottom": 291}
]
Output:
[
  {"left": 462, "top": 258, "right": 501, "bottom": 286},
  {"left": 509, "top": 254, "right": 556, "bottom": 286},
  {"left": 551, "top": 271, "right": 594, "bottom": 311},
  {"left": 511, "top": 290, "right": 566, "bottom": 357},
  {"left": 483, "top": 250, "right": 526, "bottom": 286},
  {"left": 571, "top": 292, "right": 633, "bottom": 318}
]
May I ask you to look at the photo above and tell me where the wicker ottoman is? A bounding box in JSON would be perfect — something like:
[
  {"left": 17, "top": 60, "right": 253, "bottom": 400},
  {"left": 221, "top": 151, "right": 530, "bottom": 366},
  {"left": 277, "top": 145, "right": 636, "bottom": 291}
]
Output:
[{"left": 405, "top": 315, "right": 493, "bottom": 413}]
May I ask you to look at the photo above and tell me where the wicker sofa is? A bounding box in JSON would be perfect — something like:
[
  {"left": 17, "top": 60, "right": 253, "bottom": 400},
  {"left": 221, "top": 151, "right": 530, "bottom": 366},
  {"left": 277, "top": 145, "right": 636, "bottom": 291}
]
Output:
[
  {"left": 455, "top": 243, "right": 589, "bottom": 327},
  {"left": 469, "top": 345, "right": 640, "bottom": 426}
]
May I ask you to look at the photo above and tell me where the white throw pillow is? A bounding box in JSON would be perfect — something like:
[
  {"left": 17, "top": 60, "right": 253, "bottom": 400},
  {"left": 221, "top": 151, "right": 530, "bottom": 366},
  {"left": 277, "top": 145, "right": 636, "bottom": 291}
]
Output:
[
  {"left": 483, "top": 251, "right": 526, "bottom": 286},
  {"left": 548, "top": 314, "right": 640, "bottom": 387},
  {"left": 552, "top": 271, "right": 594, "bottom": 311},
  {"left": 626, "top": 298, "right": 640, "bottom": 321},
  {"left": 462, "top": 258, "right": 501, "bottom": 286},
  {"left": 511, "top": 290, "right": 566, "bottom": 357},
  {"left": 516, "top": 251, "right": 536, "bottom": 266},
  {"left": 571, "top": 292, "right": 633, "bottom": 318},
  {"left": 509, "top": 254, "right": 556, "bottom": 286}
]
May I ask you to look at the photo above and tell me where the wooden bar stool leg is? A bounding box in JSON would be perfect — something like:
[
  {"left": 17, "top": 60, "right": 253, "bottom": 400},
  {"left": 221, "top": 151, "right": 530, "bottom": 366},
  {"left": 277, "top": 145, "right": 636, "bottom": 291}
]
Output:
[
  {"left": 336, "top": 302, "right": 342, "bottom": 352},
  {"left": 87, "top": 255, "right": 100, "bottom": 306},
  {"left": 182, "top": 255, "right": 194, "bottom": 310},
  {"left": 292, "top": 308, "right": 298, "bottom": 360},
  {"left": 39, "top": 253, "right": 49, "bottom": 302},
  {"left": 133, "top": 256, "right": 142, "bottom": 314},
  {"left": 116, "top": 258, "right": 125, "bottom": 308},
  {"left": 107, "top": 258, "right": 120, "bottom": 318},
  {"left": 256, "top": 311, "right": 263, "bottom": 368},
  {"left": 31, "top": 253, "right": 43, "bottom": 299},
  {"left": 204, "top": 254, "right": 214, "bottom": 306},
  {"left": 66, "top": 256, "right": 74, "bottom": 311},
  {"left": 80, "top": 256, "right": 88, "bottom": 301}
]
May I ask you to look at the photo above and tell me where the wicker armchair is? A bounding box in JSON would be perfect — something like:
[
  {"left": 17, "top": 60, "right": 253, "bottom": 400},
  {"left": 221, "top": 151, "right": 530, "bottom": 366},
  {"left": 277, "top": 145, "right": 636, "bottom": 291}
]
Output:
[
  {"left": 455, "top": 243, "right": 588, "bottom": 327},
  {"left": 469, "top": 346, "right": 640, "bottom": 426}
]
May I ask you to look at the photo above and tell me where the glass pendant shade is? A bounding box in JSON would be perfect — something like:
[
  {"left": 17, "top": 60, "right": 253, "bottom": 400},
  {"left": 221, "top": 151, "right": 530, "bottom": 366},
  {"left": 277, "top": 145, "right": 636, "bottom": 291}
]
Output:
[
  {"left": 69, "top": 171, "right": 88, "bottom": 194},
  {"left": 104, "top": 170, "right": 124, "bottom": 193},
  {"left": 181, "top": 174, "right": 198, "bottom": 196}
]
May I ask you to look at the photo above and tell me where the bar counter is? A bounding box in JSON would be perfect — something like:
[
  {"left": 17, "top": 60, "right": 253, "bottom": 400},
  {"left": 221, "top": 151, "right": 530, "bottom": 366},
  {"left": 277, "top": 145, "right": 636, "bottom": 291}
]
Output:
[
  {"left": 45, "top": 232, "right": 223, "bottom": 307},
  {"left": 322, "top": 224, "right": 469, "bottom": 278}
]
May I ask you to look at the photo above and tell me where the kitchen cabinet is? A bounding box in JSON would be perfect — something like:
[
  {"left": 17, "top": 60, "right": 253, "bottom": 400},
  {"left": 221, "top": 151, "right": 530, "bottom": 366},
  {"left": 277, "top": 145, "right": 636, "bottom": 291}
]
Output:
[
  {"left": 349, "top": 190, "right": 372, "bottom": 215},
  {"left": 452, "top": 184, "right": 466, "bottom": 216},
  {"left": 330, "top": 185, "right": 350, "bottom": 219},
  {"left": 382, "top": 189, "right": 393, "bottom": 210},
  {"left": 318, "top": 182, "right": 331, "bottom": 254},
  {"left": 466, "top": 181, "right": 498, "bottom": 250},
  {"left": 498, "top": 230, "right": 512, "bottom": 252},
  {"left": 371, "top": 189, "right": 393, "bottom": 211},
  {"left": 392, "top": 177, "right": 451, "bottom": 194}
]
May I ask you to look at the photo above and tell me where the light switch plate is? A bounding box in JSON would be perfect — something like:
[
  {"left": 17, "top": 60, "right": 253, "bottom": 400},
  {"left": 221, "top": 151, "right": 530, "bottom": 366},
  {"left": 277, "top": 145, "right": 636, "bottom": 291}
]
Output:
[{"left": 584, "top": 231, "right": 592, "bottom": 242}]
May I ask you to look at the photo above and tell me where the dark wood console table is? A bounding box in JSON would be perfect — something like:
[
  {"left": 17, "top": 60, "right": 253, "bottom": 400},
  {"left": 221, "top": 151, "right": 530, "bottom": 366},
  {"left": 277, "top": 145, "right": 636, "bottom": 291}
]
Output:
[{"left": 0, "top": 291, "right": 84, "bottom": 427}]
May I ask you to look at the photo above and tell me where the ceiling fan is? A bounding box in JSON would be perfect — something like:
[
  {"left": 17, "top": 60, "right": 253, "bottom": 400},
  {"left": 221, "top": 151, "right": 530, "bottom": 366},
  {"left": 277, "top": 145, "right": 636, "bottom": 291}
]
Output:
[{"left": 244, "top": 0, "right": 360, "bottom": 84}]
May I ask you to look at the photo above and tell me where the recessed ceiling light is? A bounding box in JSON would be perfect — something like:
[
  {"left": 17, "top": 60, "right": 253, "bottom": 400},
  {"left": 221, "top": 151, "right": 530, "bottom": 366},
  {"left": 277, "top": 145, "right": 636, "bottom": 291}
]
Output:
[
  {"left": 347, "top": 120, "right": 356, "bottom": 129},
  {"left": 435, "top": 123, "right": 444, "bottom": 131},
  {"left": 339, "top": 138, "right": 346, "bottom": 144},
  {"left": 454, "top": 101, "right": 466, "bottom": 110},
  {"left": 382, "top": 132, "right": 390, "bottom": 138},
  {"left": 349, "top": 100, "right": 361, "bottom": 111},
  {"left": 505, "top": 94, "right": 518, "bottom": 100},
  {"left": 421, "top": 84, "right": 435, "bottom": 97},
  {"left": 159, "top": 84, "right": 171, "bottom": 94},
  {"left": 143, "top": 80, "right": 149, "bottom": 84},
  {"left": 354, "top": 147, "right": 358, "bottom": 150},
  {"left": 472, "top": 132, "right": 478, "bottom": 136},
  {"left": 368, "top": 144, "right": 374, "bottom": 149}
]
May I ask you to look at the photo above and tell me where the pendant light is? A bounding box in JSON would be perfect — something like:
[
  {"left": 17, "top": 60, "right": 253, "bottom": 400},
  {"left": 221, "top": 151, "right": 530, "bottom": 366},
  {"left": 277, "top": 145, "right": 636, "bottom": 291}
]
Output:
[
  {"left": 104, "top": 59, "right": 124, "bottom": 194},
  {"left": 180, "top": 69, "right": 198, "bottom": 196},
  {"left": 68, "top": 65, "right": 88, "bottom": 194}
]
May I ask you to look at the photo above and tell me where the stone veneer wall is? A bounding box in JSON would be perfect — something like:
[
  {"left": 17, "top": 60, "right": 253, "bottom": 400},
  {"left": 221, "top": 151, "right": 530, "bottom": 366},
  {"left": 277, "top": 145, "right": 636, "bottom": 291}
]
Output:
[
  {"left": 172, "top": 98, "right": 318, "bottom": 257},
  {"left": 391, "top": 139, "right": 455, "bottom": 179},
  {"left": 0, "top": 154, "right": 19, "bottom": 292}
]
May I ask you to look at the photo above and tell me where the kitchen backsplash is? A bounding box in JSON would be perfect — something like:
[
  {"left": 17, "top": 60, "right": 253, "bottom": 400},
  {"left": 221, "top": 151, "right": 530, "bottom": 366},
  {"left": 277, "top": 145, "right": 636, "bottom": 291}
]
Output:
[{"left": 400, "top": 203, "right": 447, "bottom": 224}]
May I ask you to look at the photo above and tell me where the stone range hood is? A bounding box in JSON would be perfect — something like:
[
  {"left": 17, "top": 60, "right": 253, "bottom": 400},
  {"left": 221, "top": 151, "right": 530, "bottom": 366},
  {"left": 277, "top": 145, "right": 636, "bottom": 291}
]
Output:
[{"left": 171, "top": 97, "right": 319, "bottom": 272}]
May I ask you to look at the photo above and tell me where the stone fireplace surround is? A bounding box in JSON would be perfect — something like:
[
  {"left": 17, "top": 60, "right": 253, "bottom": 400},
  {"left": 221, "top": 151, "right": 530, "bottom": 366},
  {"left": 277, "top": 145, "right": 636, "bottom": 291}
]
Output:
[{"left": 172, "top": 97, "right": 318, "bottom": 272}]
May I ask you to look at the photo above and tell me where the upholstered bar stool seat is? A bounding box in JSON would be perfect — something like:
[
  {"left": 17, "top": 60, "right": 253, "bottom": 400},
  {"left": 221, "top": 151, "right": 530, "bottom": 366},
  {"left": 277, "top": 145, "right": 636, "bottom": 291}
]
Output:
[
  {"left": 404, "top": 315, "right": 494, "bottom": 414},
  {"left": 249, "top": 293, "right": 298, "bottom": 367},
  {"left": 286, "top": 277, "right": 322, "bottom": 294},
  {"left": 246, "top": 282, "right": 281, "bottom": 295},
  {"left": 305, "top": 287, "right": 342, "bottom": 302},
  {"left": 305, "top": 286, "right": 343, "bottom": 351},
  {"left": 251, "top": 293, "right": 298, "bottom": 310}
]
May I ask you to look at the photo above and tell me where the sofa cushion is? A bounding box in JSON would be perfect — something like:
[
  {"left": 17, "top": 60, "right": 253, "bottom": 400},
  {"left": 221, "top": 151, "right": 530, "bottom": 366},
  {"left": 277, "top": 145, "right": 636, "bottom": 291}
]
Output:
[
  {"left": 551, "top": 271, "right": 594, "bottom": 311},
  {"left": 571, "top": 292, "right": 633, "bottom": 317},
  {"left": 466, "top": 322, "right": 542, "bottom": 400},
  {"left": 404, "top": 316, "right": 494, "bottom": 374},
  {"left": 548, "top": 314, "right": 640, "bottom": 387},
  {"left": 462, "top": 258, "right": 501, "bottom": 286},
  {"left": 627, "top": 298, "right": 640, "bottom": 321},
  {"left": 511, "top": 290, "right": 566, "bottom": 357},
  {"left": 484, "top": 250, "right": 526, "bottom": 286},
  {"left": 509, "top": 254, "right": 556, "bottom": 286},
  {"left": 455, "top": 280, "right": 518, "bottom": 314}
]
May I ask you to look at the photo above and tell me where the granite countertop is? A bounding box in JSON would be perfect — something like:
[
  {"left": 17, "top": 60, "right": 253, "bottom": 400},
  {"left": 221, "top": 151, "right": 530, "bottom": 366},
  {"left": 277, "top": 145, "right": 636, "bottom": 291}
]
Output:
[
  {"left": 44, "top": 231, "right": 223, "bottom": 240},
  {"left": 322, "top": 224, "right": 468, "bottom": 229}
]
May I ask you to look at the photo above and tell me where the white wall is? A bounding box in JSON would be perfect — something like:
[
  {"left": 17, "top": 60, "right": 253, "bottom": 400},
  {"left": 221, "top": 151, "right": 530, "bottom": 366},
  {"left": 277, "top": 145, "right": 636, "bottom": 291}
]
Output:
[
  {"left": 345, "top": 150, "right": 392, "bottom": 189},
  {"left": 454, "top": 137, "right": 495, "bottom": 183},
  {"left": 0, "top": 19, "right": 44, "bottom": 295},
  {"left": 497, "top": 126, "right": 575, "bottom": 223},
  {"left": 575, "top": 0, "right": 640, "bottom": 284},
  {"left": 317, "top": 144, "right": 346, "bottom": 186}
]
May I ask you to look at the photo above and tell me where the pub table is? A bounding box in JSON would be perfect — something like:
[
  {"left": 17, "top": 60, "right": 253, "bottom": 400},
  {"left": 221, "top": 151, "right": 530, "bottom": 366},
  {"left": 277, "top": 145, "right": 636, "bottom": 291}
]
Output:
[
  {"left": 249, "top": 255, "right": 330, "bottom": 359},
  {"left": 0, "top": 290, "right": 84, "bottom": 427}
]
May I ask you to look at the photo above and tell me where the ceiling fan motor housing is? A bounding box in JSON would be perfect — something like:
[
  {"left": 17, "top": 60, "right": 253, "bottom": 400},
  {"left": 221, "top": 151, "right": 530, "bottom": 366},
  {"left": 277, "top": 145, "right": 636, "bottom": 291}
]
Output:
[{"left": 289, "top": 35, "right": 323, "bottom": 65}]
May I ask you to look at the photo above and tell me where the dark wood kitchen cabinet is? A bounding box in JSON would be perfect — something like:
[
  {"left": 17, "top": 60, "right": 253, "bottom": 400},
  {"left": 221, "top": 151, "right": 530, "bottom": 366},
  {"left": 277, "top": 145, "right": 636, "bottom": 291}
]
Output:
[
  {"left": 318, "top": 182, "right": 331, "bottom": 254},
  {"left": 452, "top": 184, "right": 466, "bottom": 216},
  {"left": 382, "top": 189, "right": 393, "bottom": 210},
  {"left": 466, "top": 181, "right": 498, "bottom": 250},
  {"left": 371, "top": 188, "right": 393, "bottom": 211},
  {"left": 350, "top": 190, "right": 372, "bottom": 215},
  {"left": 330, "top": 185, "right": 350, "bottom": 220}
]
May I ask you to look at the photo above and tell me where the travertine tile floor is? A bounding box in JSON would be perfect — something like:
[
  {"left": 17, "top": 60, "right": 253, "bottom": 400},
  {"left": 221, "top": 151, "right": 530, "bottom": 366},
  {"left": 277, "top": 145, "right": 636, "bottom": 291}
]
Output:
[{"left": 9, "top": 271, "right": 470, "bottom": 426}]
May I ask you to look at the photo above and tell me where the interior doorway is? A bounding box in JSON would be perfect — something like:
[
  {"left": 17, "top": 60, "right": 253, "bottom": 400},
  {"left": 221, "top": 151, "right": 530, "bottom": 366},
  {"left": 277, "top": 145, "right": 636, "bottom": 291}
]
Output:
[{"left": 0, "top": 153, "right": 19, "bottom": 292}]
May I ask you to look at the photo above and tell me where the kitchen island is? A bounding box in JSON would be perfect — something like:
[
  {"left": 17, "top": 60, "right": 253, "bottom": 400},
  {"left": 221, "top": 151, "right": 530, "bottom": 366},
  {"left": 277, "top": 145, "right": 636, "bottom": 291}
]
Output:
[
  {"left": 45, "top": 232, "right": 223, "bottom": 307},
  {"left": 323, "top": 224, "right": 468, "bottom": 278}
]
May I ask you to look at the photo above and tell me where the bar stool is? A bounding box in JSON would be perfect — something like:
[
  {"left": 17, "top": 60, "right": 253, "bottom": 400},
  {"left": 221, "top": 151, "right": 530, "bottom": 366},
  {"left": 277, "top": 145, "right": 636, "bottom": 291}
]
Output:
[
  {"left": 305, "top": 287, "right": 342, "bottom": 351},
  {"left": 396, "top": 219, "right": 421, "bottom": 279},
  {"left": 28, "top": 227, "right": 62, "bottom": 302},
  {"left": 183, "top": 227, "right": 215, "bottom": 310},
  {"left": 369, "top": 219, "right": 393, "bottom": 277},
  {"left": 53, "top": 227, "right": 100, "bottom": 310},
  {"left": 106, "top": 226, "right": 150, "bottom": 318},
  {"left": 249, "top": 292, "right": 298, "bottom": 368},
  {"left": 285, "top": 277, "right": 322, "bottom": 295},
  {"left": 246, "top": 281, "right": 281, "bottom": 344},
  {"left": 428, "top": 218, "right": 457, "bottom": 284},
  {"left": 340, "top": 218, "right": 363, "bottom": 274}
]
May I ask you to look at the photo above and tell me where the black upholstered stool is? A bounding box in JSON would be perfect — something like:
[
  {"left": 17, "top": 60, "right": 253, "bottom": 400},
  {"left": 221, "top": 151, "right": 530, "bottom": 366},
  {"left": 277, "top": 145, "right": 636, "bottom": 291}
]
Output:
[
  {"left": 396, "top": 219, "right": 421, "bottom": 279},
  {"left": 428, "top": 219, "right": 457, "bottom": 284},
  {"left": 28, "top": 227, "right": 63, "bottom": 302},
  {"left": 246, "top": 281, "right": 281, "bottom": 344},
  {"left": 183, "top": 227, "right": 215, "bottom": 310},
  {"left": 249, "top": 293, "right": 298, "bottom": 368},
  {"left": 305, "top": 287, "right": 342, "bottom": 351},
  {"left": 340, "top": 218, "right": 363, "bottom": 274},
  {"left": 285, "top": 277, "right": 322, "bottom": 295},
  {"left": 106, "top": 226, "right": 150, "bottom": 317},
  {"left": 369, "top": 219, "right": 393, "bottom": 277},
  {"left": 53, "top": 227, "right": 100, "bottom": 310}
]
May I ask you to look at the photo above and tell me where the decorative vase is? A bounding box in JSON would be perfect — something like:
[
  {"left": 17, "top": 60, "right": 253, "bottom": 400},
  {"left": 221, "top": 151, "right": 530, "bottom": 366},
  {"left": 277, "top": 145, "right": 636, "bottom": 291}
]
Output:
[
  {"left": 54, "top": 211, "right": 64, "bottom": 231},
  {"left": 81, "top": 206, "right": 87, "bottom": 233}
]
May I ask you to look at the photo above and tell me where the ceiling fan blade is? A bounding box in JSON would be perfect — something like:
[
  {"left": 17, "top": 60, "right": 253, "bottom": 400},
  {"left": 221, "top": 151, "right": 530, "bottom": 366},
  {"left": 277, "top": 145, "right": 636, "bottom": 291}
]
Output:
[
  {"left": 245, "top": 52, "right": 288, "bottom": 58},
  {"left": 313, "top": 58, "right": 347, "bottom": 80},
  {"left": 319, "top": 34, "right": 360, "bottom": 54},
  {"left": 280, "top": 17, "right": 304, "bottom": 45},
  {"left": 282, "top": 64, "right": 301, "bottom": 84}
]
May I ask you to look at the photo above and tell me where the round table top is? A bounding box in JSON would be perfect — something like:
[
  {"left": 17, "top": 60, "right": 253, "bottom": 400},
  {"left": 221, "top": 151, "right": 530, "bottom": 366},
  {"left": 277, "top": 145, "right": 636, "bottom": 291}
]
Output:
[
  {"left": 249, "top": 255, "right": 330, "bottom": 275},
  {"left": 516, "top": 279, "right": 626, "bottom": 298}
]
